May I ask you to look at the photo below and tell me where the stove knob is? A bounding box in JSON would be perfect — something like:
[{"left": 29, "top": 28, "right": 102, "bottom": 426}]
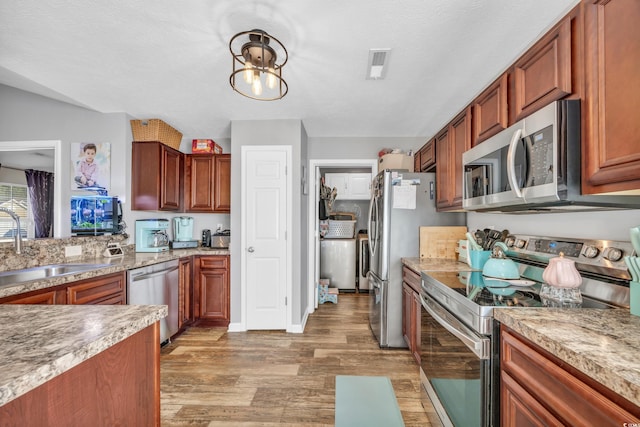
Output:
[
  {"left": 604, "top": 247, "right": 623, "bottom": 262},
  {"left": 505, "top": 237, "right": 515, "bottom": 247},
  {"left": 583, "top": 246, "right": 599, "bottom": 258},
  {"left": 515, "top": 239, "right": 526, "bottom": 249}
]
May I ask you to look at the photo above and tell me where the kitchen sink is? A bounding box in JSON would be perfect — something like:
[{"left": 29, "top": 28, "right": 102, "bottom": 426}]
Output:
[{"left": 0, "top": 263, "right": 112, "bottom": 288}]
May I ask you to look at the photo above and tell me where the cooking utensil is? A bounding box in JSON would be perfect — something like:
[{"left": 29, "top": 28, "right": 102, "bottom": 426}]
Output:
[
  {"left": 624, "top": 255, "right": 640, "bottom": 282},
  {"left": 483, "top": 277, "right": 535, "bottom": 287},
  {"left": 630, "top": 227, "right": 640, "bottom": 255},
  {"left": 482, "top": 242, "right": 520, "bottom": 279},
  {"left": 466, "top": 232, "right": 482, "bottom": 251},
  {"left": 474, "top": 229, "right": 487, "bottom": 248}
]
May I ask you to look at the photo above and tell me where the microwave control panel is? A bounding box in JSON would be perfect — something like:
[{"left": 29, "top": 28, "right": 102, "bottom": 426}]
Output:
[{"left": 523, "top": 124, "right": 554, "bottom": 187}]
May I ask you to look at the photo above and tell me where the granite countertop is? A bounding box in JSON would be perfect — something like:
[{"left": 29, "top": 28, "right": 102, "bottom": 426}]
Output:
[
  {"left": 495, "top": 308, "right": 640, "bottom": 407},
  {"left": 0, "top": 303, "right": 168, "bottom": 406},
  {"left": 402, "top": 257, "right": 477, "bottom": 273},
  {"left": 0, "top": 248, "right": 230, "bottom": 299}
]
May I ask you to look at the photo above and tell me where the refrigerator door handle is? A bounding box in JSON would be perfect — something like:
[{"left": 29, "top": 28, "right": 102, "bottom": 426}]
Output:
[{"left": 367, "top": 196, "right": 378, "bottom": 257}]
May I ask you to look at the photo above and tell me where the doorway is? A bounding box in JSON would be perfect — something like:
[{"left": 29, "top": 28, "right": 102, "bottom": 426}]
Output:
[{"left": 306, "top": 159, "right": 378, "bottom": 315}]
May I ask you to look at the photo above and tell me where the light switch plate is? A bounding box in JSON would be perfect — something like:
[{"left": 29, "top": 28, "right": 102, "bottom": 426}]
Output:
[{"left": 65, "top": 245, "right": 82, "bottom": 257}]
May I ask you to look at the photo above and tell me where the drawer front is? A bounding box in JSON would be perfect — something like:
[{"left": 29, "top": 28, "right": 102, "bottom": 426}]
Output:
[
  {"left": 67, "top": 272, "right": 125, "bottom": 305},
  {"left": 199, "top": 255, "right": 229, "bottom": 270},
  {"left": 402, "top": 266, "right": 421, "bottom": 292}
]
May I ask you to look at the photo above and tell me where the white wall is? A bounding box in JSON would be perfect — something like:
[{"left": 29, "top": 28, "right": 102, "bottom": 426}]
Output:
[
  {"left": 230, "top": 119, "right": 308, "bottom": 328},
  {"left": 308, "top": 136, "right": 423, "bottom": 159},
  {"left": 0, "top": 84, "right": 231, "bottom": 241}
]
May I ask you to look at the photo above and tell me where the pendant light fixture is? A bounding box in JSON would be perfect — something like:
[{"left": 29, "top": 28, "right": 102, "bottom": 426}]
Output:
[{"left": 229, "top": 29, "right": 288, "bottom": 101}]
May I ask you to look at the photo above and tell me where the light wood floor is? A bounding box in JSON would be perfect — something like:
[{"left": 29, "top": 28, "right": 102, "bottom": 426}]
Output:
[{"left": 160, "top": 292, "right": 435, "bottom": 426}]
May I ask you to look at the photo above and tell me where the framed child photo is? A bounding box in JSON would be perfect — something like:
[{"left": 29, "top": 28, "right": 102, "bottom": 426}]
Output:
[{"left": 70, "top": 142, "right": 111, "bottom": 192}]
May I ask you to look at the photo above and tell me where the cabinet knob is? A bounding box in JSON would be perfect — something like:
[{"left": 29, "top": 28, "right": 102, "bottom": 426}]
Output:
[{"left": 247, "top": 246, "right": 255, "bottom": 253}]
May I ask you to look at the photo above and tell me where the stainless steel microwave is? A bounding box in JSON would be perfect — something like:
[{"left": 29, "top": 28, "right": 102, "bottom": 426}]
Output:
[{"left": 462, "top": 99, "right": 640, "bottom": 213}]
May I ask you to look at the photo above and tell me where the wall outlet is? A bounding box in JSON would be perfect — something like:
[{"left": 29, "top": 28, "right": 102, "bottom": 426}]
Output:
[{"left": 64, "top": 245, "right": 82, "bottom": 257}]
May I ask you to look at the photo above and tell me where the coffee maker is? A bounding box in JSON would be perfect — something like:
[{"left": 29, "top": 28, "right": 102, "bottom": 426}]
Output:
[
  {"left": 135, "top": 219, "right": 170, "bottom": 253},
  {"left": 171, "top": 216, "right": 198, "bottom": 248}
]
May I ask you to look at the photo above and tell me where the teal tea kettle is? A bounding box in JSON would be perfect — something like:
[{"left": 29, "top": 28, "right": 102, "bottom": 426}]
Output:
[{"left": 482, "top": 242, "right": 520, "bottom": 279}]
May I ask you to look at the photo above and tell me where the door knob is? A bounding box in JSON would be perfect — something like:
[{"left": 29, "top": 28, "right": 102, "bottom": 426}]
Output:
[{"left": 247, "top": 246, "right": 255, "bottom": 253}]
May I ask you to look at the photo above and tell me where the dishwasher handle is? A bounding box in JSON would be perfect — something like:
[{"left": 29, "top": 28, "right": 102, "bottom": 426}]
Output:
[{"left": 130, "top": 265, "right": 179, "bottom": 282}]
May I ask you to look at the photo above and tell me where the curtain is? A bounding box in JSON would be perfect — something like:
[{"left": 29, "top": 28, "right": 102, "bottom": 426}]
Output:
[{"left": 24, "top": 169, "right": 54, "bottom": 238}]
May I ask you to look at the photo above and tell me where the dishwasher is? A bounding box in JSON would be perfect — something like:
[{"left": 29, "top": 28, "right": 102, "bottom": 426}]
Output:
[{"left": 127, "top": 259, "right": 179, "bottom": 345}]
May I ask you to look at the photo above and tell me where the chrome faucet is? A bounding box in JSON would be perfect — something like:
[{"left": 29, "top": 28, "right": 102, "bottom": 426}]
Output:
[{"left": 0, "top": 207, "right": 22, "bottom": 254}]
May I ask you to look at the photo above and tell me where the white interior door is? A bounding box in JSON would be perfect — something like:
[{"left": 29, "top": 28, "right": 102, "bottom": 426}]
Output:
[{"left": 243, "top": 147, "right": 289, "bottom": 329}]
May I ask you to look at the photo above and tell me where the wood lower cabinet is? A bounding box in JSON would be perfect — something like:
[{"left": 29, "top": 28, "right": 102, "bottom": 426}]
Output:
[
  {"left": 66, "top": 272, "right": 126, "bottom": 305},
  {"left": 1, "top": 288, "right": 65, "bottom": 304},
  {"left": 436, "top": 106, "right": 471, "bottom": 211},
  {"left": 178, "top": 256, "right": 193, "bottom": 329},
  {"left": 472, "top": 74, "right": 509, "bottom": 146},
  {"left": 185, "top": 153, "right": 231, "bottom": 213},
  {"left": 401, "top": 266, "right": 421, "bottom": 364},
  {"left": 501, "top": 325, "right": 640, "bottom": 426},
  {"left": 0, "top": 323, "right": 160, "bottom": 426},
  {"left": 582, "top": 0, "right": 640, "bottom": 194},
  {"left": 131, "top": 141, "right": 183, "bottom": 211},
  {"left": 194, "top": 255, "right": 230, "bottom": 326}
]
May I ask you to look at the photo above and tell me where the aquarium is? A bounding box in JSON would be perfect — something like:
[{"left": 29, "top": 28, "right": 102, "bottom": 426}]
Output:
[{"left": 70, "top": 196, "right": 122, "bottom": 236}]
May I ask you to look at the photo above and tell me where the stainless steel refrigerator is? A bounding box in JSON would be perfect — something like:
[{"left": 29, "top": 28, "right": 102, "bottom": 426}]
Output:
[{"left": 367, "top": 170, "right": 465, "bottom": 347}]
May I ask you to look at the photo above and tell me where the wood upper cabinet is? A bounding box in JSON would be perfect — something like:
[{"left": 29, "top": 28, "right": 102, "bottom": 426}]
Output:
[
  {"left": 501, "top": 326, "right": 640, "bottom": 426},
  {"left": 178, "top": 256, "right": 193, "bottom": 330},
  {"left": 419, "top": 139, "right": 436, "bottom": 172},
  {"left": 511, "top": 13, "right": 574, "bottom": 122},
  {"left": 194, "top": 255, "right": 230, "bottom": 326},
  {"left": 582, "top": 0, "right": 640, "bottom": 194},
  {"left": 185, "top": 153, "right": 231, "bottom": 213},
  {"left": 213, "top": 154, "right": 231, "bottom": 212},
  {"left": 67, "top": 272, "right": 126, "bottom": 305},
  {"left": 436, "top": 106, "right": 472, "bottom": 211},
  {"left": 132, "top": 141, "right": 183, "bottom": 211},
  {"left": 472, "top": 74, "right": 509, "bottom": 146}
]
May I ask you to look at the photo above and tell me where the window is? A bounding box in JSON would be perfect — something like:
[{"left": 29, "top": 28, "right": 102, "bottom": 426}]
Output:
[{"left": 0, "top": 183, "right": 29, "bottom": 239}]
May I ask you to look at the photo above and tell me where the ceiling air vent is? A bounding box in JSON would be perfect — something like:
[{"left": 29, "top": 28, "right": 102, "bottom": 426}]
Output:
[{"left": 366, "top": 49, "right": 391, "bottom": 80}]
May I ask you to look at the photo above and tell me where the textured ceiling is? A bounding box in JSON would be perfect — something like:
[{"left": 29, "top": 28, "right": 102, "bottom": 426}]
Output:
[{"left": 0, "top": 0, "right": 579, "bottom": 139}]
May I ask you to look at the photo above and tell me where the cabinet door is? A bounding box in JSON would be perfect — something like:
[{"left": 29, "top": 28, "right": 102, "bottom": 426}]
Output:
[
  {"left": 512, "top": 16, "right": 572, "bottom": 122},
  {"left": 419, "top": 140, "right": 436, "bottom": 171},
  {"left": 435, "top": 128, "right": 451, "bottom": 210},
  {"left": 502, "top": 372, "right": 563, "bottom": 427},
  {"left": 67, "top": 272, "right": 126, "bottom": 305},
  {"left": 1, "top": 289, "right": 61, "bottom": 304},
  {"left": 411, "top": 289, "right": 421, "bottom": 364},
  {"left": 473, "top": 74, "right": 509, "bottom": 145},
  {"left": 583, "top": 0, "right": 640, "bottom": 194},
  {"left": 213, "top": 154, "right": 231, "bottom": 212},
  {"left": 178, "top": 257, "right": 193, "bottom": 329},
  {"left": 132, "top": 141, "right": 183, "bottom": 211},
  {"left": 436, "top": 107, "right": 471, "bottom": 211},
  {"left": 195, "top": 256, "right": 230, "bottom": 326},
  {"left": 161, "top": 146, "right": 183, "bottom": 210},
  {"left": 347, "top": 173, "right": 372, "bottom": 199},
  {"left": 324, "top": 173, "right": 349, "bottom": 199},
  {"left": 413, "top": 150, "right": 421, "bottom": 174},
  {"left": 186, "top": 154, "right": 215, "bottom": 212},
  {"left": 402, "top": 282, "right": 412, "bottom": 349}
]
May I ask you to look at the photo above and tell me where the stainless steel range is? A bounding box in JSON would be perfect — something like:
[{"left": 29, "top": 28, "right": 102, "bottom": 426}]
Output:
[{"left": 419, "top": 234, "right": 634, "bottom": 427}]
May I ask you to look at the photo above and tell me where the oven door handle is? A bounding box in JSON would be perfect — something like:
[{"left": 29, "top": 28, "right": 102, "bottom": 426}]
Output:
[{"left": 420, "top": 294, "right": 490, "bottom": 359}]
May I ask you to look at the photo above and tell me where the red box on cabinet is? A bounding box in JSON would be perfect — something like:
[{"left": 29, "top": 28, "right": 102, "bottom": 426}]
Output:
[{"left": 192, "top": 139, "right": 222, "bottom": 154}]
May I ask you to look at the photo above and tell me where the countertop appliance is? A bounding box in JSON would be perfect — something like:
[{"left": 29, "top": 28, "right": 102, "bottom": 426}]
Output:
[
  {"left": 211, "top": 229, "right": 231, "bottom": 249},
  {"left": 367, "top": 170, "right": 465, "bottom": 348},
  {"left": 71, "top": 195, "right": 122, "bottom": 236},
  {"left": 320, "top": 238, "right": 356, "bottom": 290},
  {"left": 419, "top": 234, "right": 633, "bottom": 426},
  {"left": 462, "top": 99, "right": 640, "bottom": 213},
  {"left": 171, "top": 216, "right": 198, "bottom": 249},
  {"left": 127, "top": 259, "right": 179, "bottom": 345},
  {"left": 135, "top": 219, "right": 170, "bottom": 253}
]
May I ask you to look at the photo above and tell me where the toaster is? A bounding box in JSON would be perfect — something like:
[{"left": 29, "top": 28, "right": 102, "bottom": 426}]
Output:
[{"left": 211, "top": 230, "right": 230, "bottom": 248}]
